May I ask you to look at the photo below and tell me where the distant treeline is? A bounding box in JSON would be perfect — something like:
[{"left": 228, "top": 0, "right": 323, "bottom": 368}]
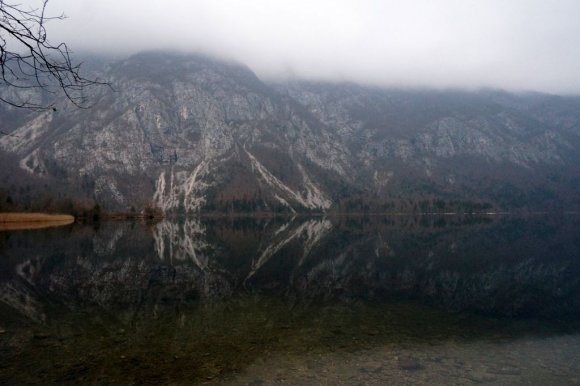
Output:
[
  {"left": 197, "top": 192, "right": 496, "bottom": 215},
  {"left": 334, "top": 195, "right": 494, "bottom": 214},
  {"left": 0, "top": 188, "right": 99, "bottom": 217},
  {"left": 0, "top": 186, "right": 563, "bottom": 217},
  {"left": 0, "top": 189, "right": 163, "bottom": 221}
]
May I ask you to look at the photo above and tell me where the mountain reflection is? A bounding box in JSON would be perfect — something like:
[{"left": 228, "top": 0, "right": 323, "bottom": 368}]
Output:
[{"left": 1, "top": 215, "right": 578, "bottom": 324}]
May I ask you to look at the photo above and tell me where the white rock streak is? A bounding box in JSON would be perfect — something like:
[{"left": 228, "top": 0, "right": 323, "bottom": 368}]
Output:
[
  {"left": 19, "top": 149, "right": 47, "bottom": 175},
  {"left": 0, "top": 112, "right": 53, "bottom": 154},
  {"left": 246, "top": 148, "right": 331, "bottom": 210},
  {"left": 154, "top": 161, "right": 210, "bottom": 212},
  {"left": 296, "top": 163, "right": 332, "bottom": 209}
]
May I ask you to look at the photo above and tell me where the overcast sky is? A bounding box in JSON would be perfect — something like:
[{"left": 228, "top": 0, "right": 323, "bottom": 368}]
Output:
[{"left": 39, "top": 0, "right": 580, "bottom": 94}]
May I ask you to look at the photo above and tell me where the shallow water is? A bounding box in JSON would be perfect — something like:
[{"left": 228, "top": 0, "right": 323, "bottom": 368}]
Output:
[{"left": 0, "top": 215, "right": 578, "bottom": 384}]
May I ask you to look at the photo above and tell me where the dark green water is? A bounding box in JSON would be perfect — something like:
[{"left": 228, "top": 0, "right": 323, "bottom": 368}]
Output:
[{"left": 0, "top": 215, "right": 579, "bottom": 384}]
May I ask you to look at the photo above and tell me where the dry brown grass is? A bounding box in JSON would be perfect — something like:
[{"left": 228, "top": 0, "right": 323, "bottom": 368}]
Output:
[{"left": 0, "top": 213, "right": 74, "bottom": 231}]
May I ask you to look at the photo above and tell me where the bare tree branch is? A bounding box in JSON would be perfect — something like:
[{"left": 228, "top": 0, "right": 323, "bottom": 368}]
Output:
[{"left": 0, "top": 0, "right": 108, "bottom": 110}]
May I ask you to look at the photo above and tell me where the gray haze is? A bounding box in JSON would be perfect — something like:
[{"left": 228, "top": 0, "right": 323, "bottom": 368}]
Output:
[{"left": 40, "top": 0, "right": 580, "bottom": 93}]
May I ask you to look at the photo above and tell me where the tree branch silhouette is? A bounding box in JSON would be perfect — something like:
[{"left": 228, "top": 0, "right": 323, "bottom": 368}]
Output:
[{"left": 0, "top": 0, "right": 108, "bottom": 110}]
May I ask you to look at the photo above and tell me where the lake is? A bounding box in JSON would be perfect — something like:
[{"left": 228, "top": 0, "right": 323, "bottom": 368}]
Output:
[{"left": 0, "top": 215, "right": 579, "bottom": 384}]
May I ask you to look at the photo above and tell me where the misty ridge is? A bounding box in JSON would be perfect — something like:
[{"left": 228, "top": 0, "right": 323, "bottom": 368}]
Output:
[{"left": 0, "top": 49, "right": 579, "bottom": 216}]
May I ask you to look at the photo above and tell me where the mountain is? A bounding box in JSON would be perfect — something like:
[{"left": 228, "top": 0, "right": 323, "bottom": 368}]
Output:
[
  {"left": 278, "top": 82, "right": 580, "bottom": 210},
  {"left": 1, "top": 52, "right": 579, "bottom": 212}
]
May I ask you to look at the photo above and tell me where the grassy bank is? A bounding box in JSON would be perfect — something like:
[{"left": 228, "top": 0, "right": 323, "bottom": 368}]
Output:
[
  {"left": 0, "top": 213, "right": 75, "bottom": 223},
  {"left": 0, "top": 213, "right": 75, "bottom": 231}
]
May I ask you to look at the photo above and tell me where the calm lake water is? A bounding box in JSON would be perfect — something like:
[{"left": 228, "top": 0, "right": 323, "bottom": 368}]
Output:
[{"left": 0, "top": 215, "right": 579, "bottom": 385}]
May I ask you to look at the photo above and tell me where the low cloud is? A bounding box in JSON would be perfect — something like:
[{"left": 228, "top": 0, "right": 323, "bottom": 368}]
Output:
[{"left": 41, "top": 0, "right": 580, "bottom": 94}]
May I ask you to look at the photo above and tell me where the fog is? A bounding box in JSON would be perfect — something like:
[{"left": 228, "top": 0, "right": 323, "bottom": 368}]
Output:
[{"left": 40, "top": 0, "right": 580, "bottom": 93}]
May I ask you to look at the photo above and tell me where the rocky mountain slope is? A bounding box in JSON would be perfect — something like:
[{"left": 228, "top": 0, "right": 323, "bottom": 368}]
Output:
[
  {"left": 1, "top": 52, "right": 579, "bottom": 212},
  {"left": 279, "top": 82, "right": 580, "bottom": 209}
]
